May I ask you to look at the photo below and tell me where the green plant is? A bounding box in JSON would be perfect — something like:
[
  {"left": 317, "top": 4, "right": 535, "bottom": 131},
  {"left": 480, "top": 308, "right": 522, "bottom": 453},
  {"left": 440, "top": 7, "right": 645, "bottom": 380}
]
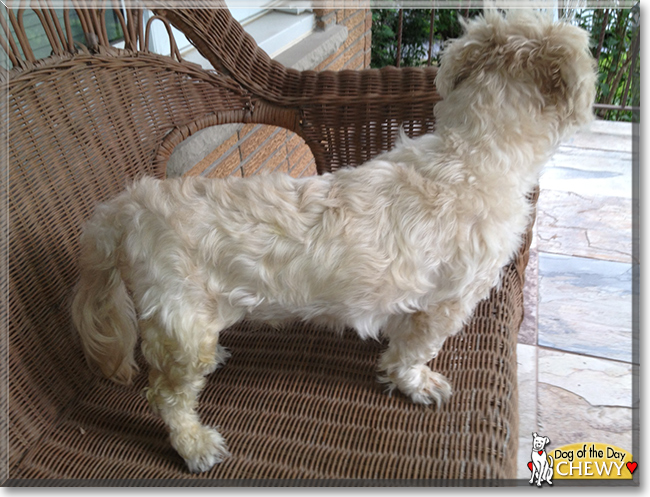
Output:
[
  {"left": 371, "top": 9, "right": 429, "bottom": 68},
  {"left": 571, "top": 4, "right": 640, "bottom": 122},
  {"left": 370, "top": 8, "right": 480, "bottom": 69}
]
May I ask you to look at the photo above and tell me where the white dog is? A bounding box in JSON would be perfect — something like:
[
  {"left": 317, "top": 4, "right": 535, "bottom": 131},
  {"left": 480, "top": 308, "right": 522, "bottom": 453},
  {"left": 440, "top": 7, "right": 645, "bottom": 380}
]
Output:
[
  {"left": 530, "top": 433, "right": 554, "bottom": 486},
  {"left": 72, "top": 10, "right": 596, "bottom": 473}
]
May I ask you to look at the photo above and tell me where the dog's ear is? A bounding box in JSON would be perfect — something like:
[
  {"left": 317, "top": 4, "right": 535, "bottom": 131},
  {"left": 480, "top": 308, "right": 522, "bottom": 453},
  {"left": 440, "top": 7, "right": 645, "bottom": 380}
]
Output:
[
  {"left": 532, "top": 432, "right": 538, "bottom": 438},
  {"left": 526, "top": 19, "right": 597, "bottom": 134},
  {"left": 434, "top": 13, "right": 491, "bottom": 99},
  {"left": 545, "top": 437, "right": 550, "bottom": 446}
]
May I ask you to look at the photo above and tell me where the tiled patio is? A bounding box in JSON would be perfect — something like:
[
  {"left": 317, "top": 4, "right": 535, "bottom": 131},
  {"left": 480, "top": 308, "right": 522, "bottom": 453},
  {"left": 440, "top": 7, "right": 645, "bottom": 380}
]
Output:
[{"left": 516, "top": 119, "right": 636, "bottom": 478}]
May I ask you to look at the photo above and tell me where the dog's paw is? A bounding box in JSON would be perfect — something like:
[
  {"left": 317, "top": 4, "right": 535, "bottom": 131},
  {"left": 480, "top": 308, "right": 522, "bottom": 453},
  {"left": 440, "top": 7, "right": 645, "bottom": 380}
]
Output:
[
  {"left": 379, "top": 365, "right": 452, "bottom": 407},
  {"left": 172, "top": 425, "right": 230, "bottom": 473},
  {"left": 202, "top": 344, "right": 231, "bottom": 375},
  {"left": 215, "top": 344, "right": 231, "bottom": 368},
  {"left": 409, "top": 367, "right": 453, "bottom": 406}
]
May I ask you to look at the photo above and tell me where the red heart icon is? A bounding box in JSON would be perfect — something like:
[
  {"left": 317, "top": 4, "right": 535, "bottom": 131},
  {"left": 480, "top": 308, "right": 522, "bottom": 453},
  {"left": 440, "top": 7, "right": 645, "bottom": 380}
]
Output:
[
  {"left": 538, "top": 450, "right": 543, "bottom": 455},
  {"left": 626, "top": 461, "right": 637, "bottom": 474},
  {"left": 527, "top": 462, "right": 533, "bottom": 472}
]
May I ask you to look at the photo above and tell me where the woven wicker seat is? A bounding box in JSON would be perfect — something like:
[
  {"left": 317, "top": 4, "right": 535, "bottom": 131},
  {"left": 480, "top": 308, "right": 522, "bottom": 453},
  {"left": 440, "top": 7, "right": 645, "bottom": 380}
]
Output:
[{"left": 2, "top": 4, "right": 535, "bottom": 484}]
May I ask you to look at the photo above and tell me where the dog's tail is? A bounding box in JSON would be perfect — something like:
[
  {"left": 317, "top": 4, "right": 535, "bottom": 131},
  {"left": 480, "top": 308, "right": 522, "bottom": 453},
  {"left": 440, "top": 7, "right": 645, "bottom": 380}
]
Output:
[{"left": 71, "top": 205, "right": 138, "bottom": 385}]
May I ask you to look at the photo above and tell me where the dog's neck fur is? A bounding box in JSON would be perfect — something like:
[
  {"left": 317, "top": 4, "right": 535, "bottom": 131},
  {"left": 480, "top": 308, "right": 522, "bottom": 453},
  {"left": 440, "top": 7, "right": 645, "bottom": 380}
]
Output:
[{"left": 430, "top": 83, "right": 561, "bottom": 194}]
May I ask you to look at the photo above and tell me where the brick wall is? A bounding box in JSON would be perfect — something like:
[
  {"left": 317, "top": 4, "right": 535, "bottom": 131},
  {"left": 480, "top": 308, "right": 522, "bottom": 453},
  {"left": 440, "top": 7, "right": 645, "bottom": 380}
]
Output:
[
  {"left": 180, "top": 4, "right": 372, "bottom": 180},
  {"left": 313, "top": 6, "right": 373, "bottom": 71},
  {"left": 184, "top": 124, "right": 317, "bottom": 179}
]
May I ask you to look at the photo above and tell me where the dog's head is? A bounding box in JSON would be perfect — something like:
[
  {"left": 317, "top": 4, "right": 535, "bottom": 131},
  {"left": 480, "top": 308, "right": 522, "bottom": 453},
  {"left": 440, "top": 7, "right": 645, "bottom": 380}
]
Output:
[
  {"left": 532, "top": 432, "right": 550, "bottom": 451},
  {"left": 435, "top": 10, "right": 597, "bottom": 138}
]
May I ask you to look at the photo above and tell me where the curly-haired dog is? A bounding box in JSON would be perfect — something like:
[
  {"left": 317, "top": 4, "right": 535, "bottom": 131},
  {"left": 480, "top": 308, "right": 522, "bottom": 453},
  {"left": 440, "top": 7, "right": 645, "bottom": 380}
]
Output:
[{"left": 72, "top": 10, "right": 596, "bottom": 473}]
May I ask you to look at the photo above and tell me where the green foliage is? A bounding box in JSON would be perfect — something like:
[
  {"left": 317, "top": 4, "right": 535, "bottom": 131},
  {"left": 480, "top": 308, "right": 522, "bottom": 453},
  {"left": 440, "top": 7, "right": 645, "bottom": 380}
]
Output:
[
  {"left": 572, "top": 4, "right": 640, "bottom": 122},
  {"left": 371, "top": 10, "right": 400, "bottom": 68},
  {"left": 371, "top": 9, "right": 428, "bottom": 68},
  {"left": 371, "top": 8, "right": 480, "bottom": 69}
]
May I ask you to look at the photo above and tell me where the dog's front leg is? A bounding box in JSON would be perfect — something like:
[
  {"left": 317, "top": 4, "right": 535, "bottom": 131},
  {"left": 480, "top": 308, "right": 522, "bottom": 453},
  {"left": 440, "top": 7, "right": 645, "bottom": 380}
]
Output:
[
  {"left": 537, "top": 459, "right": 550, "bottom": 486},
  {"left": 536, "top": 462, "right": 545, "bottom": 486},
  {"left": 378, "top": 301, "right": 465, "bottom": 406}
]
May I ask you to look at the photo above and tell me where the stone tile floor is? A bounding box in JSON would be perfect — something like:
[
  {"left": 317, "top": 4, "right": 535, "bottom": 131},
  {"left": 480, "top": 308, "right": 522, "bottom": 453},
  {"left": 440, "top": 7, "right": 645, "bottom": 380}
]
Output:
[{"left": 516, "top": 120, "right": 637, "bottom": 479}]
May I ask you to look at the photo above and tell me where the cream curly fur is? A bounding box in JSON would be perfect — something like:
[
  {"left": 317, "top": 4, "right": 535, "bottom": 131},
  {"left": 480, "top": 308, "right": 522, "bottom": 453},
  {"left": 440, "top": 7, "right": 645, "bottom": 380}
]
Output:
[{"left": 71, "top": 10, "right": 596, "bottom": 473}]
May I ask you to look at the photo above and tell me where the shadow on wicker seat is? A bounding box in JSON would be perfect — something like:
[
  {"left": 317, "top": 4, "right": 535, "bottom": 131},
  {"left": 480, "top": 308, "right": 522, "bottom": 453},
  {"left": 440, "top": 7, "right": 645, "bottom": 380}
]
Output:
[{"left": 1, "top": 2, "right": 534, "bottom": 483}]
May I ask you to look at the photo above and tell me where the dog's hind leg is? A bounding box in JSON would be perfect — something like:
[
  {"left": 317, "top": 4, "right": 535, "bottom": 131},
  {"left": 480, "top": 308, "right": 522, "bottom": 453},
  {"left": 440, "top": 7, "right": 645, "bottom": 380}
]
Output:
[
  {"left": 140, "top": 311, "right": 236, "bottom": 473},
  {"left": 378, "top": 301, "right": 467, "bottom": 406}
]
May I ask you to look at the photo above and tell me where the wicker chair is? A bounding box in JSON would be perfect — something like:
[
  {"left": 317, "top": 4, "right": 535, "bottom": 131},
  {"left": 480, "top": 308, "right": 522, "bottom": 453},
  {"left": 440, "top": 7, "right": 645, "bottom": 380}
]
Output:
[{"left": 2, "top": 4, "right": 535, "bottom": 483}]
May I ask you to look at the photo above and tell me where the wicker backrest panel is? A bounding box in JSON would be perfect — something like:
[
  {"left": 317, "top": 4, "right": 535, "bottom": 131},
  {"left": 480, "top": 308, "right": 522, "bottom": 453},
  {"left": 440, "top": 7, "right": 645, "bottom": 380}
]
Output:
[{"left": 3, "top": 50, "right": 262, "bottom": 472}]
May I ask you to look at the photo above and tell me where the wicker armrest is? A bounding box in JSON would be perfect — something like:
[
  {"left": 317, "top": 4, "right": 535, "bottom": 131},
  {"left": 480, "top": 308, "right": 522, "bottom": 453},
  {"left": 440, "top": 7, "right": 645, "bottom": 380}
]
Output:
[
  {"left": 154, "top": 4, "right": 440, "bottom": 106},
  {"left": 153, "top": 5, "right": 288, "bottom": 101}
]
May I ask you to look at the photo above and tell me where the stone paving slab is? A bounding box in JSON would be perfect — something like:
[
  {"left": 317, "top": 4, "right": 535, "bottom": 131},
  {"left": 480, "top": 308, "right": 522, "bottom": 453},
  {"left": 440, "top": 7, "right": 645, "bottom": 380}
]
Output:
[
  {"left": 538, "top": 348, "right": 633, "bottom": 408},
  {"left": 563, "top": 120, "right": 634, "bottom": 153},
  {"left": 537, "top": 253, "right": 633, "bottom": 363},
  {"left": 541, "top": 147, "right": 632, "bottom": 198},
  {"left": 537, "top": 383, "right": 633, "bottom": 456},
  {"left": 516, "top": 346, "right": 635, "bottom": 479},
  {"left": 537, "top": 190, "right": 633, "bottom": 263}
]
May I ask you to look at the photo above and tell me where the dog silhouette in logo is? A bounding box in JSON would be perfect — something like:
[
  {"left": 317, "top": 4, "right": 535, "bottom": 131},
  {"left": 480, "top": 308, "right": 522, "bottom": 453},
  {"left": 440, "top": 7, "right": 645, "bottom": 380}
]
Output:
[{"left": 529, "top": 432, "right": 554, "bottom": 486}]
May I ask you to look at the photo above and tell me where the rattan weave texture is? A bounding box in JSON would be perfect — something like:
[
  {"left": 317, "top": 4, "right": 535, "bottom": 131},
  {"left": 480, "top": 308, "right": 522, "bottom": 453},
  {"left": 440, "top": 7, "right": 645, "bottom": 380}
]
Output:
[{"left": 2, "top": 4, "right": 533, "bottom": 483}]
